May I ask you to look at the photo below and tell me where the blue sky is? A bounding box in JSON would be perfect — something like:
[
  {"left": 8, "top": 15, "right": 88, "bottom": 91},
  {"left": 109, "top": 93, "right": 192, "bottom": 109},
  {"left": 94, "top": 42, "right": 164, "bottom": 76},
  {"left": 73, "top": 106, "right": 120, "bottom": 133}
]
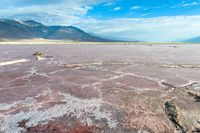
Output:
[
  {"left": 1, "top": 0, "right": 200, "bottom": 41},
  {"left": 88, "top": 0, "right": 200, "bottom": 19}
]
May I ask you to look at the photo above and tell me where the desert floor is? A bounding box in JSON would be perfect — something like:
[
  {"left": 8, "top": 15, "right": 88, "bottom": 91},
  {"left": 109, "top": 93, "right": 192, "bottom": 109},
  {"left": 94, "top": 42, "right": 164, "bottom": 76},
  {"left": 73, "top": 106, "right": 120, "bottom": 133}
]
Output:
[{"left": 0, "top": 44, "right": 200, "bottom": 133}]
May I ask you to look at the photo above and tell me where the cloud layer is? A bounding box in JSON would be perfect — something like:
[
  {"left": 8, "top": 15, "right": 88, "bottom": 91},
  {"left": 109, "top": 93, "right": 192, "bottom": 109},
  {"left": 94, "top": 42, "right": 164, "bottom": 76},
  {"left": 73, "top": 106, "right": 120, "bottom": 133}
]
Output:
[
  {"left": 78, "top": 15, "right": 200, "bottom": 42},
  {"left": 0, "top": 0, "right": 101, "bottom": 25}
]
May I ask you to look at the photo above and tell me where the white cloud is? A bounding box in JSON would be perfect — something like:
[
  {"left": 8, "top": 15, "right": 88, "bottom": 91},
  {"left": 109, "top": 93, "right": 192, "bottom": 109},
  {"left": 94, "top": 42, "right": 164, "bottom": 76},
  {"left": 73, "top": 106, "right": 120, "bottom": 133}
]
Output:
[
  {"left": 0, "top": 0, "right": 107, "bottom": 25},
  {"left": 130, "top": 6, "right": 141, "bottom": 10},
  {"left": 103, "top": 2, "right": 114, "bottom": 7},
  {"left": 171, "top": 0, "right": 200, "bottom": 8},
  {"left": 78, "top": 15, "right": 200, "bottom": 42},
  {"left": 182, "top": 1, "right": 200, "bottom": 7},
  {"left": 0, "top": 5, "right": 88, "bottom": 25},
  {"left": 113, "top": 7, "right": 121, "bottom": 11}
]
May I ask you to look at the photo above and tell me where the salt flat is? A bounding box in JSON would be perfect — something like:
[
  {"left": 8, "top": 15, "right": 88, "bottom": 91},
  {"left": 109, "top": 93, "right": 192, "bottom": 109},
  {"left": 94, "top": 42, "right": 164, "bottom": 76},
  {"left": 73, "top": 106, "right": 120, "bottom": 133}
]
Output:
[
  {"left": 0, "top": 59, "right": 29, "bottom": 67},
  {"left": 0, "top": 44, "right": 200, "bottom": 133}
]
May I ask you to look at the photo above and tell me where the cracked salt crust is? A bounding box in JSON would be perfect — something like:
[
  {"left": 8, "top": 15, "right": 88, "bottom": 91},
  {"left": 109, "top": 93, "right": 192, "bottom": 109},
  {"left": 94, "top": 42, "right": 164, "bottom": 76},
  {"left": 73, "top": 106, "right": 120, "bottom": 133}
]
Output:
[{"left": 0, "top": 92, "right": 118, "bottom": 133}]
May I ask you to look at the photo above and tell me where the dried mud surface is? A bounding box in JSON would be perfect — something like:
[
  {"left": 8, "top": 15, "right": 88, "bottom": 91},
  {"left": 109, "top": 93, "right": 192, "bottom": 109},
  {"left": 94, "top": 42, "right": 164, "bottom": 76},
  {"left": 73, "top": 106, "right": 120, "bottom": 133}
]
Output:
[{"left": 0, "top": 44, "right": 200, "bottom": 133}]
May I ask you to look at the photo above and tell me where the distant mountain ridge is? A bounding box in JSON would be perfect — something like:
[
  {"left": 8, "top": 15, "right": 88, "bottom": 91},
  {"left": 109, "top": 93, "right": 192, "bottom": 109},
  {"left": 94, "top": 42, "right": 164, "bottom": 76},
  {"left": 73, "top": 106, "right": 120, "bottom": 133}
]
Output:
[
  {"left": 184, "top": 36, "right": 200, "bottom": 42},
  {"left": 0, "top": 19, "right": 113, "bottom": 42}
]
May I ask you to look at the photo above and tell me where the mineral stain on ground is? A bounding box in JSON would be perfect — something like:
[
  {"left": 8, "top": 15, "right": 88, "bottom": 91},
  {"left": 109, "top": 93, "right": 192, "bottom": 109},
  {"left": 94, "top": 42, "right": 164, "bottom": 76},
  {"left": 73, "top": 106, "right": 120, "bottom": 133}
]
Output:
[{"left": 0, "top": 44, "right": 200, "bottom": 133}]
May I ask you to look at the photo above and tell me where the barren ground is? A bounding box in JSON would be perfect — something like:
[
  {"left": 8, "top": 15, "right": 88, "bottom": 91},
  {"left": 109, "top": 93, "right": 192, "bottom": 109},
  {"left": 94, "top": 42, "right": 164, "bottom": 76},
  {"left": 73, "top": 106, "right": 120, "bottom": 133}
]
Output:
[{"left": 0, "top": 44, "right": 200, "bottom": 133}]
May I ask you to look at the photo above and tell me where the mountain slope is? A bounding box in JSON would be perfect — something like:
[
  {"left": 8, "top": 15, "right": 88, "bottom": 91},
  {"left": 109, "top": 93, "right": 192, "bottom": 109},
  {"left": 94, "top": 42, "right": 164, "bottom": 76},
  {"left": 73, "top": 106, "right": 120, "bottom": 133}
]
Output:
[
  {"left": 184, "top": 36, "right": 200, "bottom": 42},
  {"left": 0, "top": 19, "right": 112, "bottom": 42}
]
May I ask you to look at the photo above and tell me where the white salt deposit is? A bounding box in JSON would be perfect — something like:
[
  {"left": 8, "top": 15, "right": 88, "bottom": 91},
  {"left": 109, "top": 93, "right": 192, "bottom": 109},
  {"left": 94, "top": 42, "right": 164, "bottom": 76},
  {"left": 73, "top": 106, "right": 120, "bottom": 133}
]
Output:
[
  {"left": 0, "top": 59, "right": 29, "bottom": 67},
  {"left": 0, "top": 91, "right": 118, "bottom": 133}
]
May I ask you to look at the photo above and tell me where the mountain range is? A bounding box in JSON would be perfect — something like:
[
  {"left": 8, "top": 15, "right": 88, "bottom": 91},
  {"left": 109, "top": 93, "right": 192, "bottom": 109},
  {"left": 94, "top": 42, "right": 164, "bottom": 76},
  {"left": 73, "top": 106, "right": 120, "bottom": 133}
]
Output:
[
  {"left": 184, "top": 36, "right": 200, "bottom": 43},
  {"left": 1, "top": 19, "right": 200, "bottom": 42},
  {"left": 0, "top": 19, "right": 113, "bottom": 42}
]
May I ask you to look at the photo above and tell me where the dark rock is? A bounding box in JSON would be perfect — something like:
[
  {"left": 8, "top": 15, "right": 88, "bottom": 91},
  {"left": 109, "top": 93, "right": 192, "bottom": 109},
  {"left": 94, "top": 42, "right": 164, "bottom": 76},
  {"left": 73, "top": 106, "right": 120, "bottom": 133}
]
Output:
[
  {"left": 188, "top": 91, "right": 200, "bottom": 102},
  {"left": 33, "top": 51, "right": 46, "bottom": 57},
  {"left": 164, "top": 101, "right": 186, "bottom": 133}
]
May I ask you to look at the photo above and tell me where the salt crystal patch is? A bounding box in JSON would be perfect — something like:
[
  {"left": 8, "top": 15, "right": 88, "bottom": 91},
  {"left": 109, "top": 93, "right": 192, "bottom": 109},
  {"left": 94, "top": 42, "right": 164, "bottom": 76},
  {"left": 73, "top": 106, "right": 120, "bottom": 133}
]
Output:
[
  {"left": 0, "top": 92, "right": 118, "bottom": 133},
  {"left": 0, "top": 59, "right": 29, "bottom": 67}
]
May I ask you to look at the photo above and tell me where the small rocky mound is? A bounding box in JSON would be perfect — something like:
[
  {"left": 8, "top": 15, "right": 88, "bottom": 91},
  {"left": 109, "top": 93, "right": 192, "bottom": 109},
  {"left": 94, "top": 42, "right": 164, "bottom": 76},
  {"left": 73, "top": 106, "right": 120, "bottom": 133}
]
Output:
[
  {"left": 33, "top": 51, "right": 46, "bottom": 57},
  {"left": 33, "top": 51, "right": 52, "bottom": 61}
]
